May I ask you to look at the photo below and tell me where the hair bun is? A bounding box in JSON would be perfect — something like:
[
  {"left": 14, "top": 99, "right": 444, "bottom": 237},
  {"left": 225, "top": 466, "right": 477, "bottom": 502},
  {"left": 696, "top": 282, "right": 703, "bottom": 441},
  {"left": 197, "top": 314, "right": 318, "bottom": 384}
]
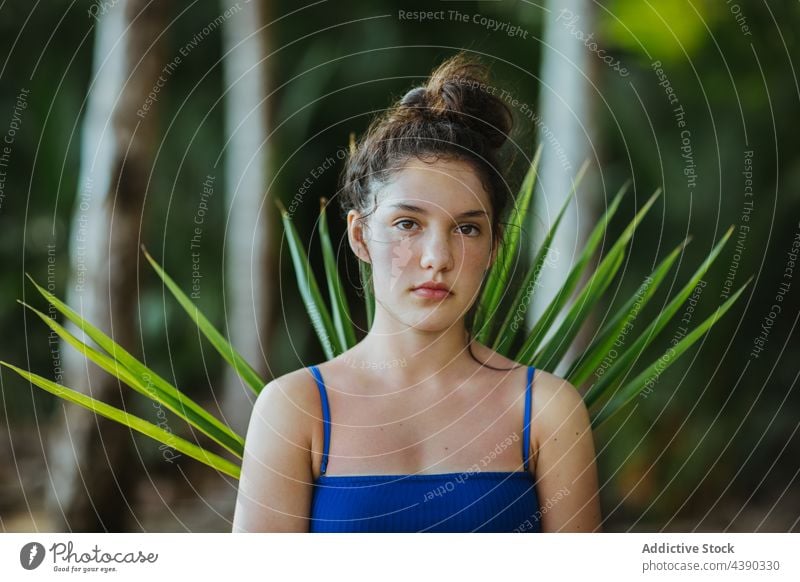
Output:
[
  {"left": 400, "top": 86, "right": 428, "bottom": 108},
  {"left": 405, "top": 53, "right": 512, "bottom": 149}
]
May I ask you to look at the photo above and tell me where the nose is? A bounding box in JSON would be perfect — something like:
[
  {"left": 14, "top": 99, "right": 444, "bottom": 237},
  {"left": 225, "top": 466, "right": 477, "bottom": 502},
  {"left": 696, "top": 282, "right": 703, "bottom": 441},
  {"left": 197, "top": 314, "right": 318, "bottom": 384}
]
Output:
[{"left": 419, "top": 230, "right": 454, "bottom": 272}]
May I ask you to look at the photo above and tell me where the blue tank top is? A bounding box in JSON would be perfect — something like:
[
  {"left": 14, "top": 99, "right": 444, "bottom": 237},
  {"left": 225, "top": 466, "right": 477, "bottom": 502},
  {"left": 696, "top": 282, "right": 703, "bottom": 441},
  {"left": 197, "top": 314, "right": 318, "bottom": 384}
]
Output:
[{"left": 307, "top": 365, "right": 542, "bottom": 533}]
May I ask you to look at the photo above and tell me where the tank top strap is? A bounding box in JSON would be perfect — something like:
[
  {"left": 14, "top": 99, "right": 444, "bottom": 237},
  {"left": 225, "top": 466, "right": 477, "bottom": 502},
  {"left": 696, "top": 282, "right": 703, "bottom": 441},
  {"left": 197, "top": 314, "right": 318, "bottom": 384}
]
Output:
[
  {"left": 308, "top": 365, "right": 331, "bottom": 475},
  {"left": 522, "top": 365, "right": 536, "bottom": 472}
]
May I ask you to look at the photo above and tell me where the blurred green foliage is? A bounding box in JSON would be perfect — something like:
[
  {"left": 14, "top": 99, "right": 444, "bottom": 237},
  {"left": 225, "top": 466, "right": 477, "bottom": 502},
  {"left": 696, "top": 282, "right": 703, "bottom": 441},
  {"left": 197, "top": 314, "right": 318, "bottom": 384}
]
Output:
[{"left": 1, "top": 0, "right": 797, "bottom": 529}]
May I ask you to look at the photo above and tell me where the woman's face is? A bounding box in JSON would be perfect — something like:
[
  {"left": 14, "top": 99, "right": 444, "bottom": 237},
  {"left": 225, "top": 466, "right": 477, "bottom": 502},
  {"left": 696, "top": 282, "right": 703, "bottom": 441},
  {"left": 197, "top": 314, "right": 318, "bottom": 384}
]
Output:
[{"left": 348, "top": 157, "right": 498, "bottom": 332}]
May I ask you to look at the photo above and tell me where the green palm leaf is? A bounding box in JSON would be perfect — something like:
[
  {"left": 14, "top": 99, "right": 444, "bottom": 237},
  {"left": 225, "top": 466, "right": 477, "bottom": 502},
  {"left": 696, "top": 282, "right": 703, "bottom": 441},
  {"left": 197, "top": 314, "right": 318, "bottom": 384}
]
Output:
[
  {"left": 19, "top": 299, "right": 244, "bottom": 459},
  {"left": 515, "top": 182, "right": 642, "bottom": 362},
  {"left": 583, "top": 226, "right": 735, "bottom": 408},
  {"left": 566, "top": 237, "right": 690, "bottom": 386},
  {"left": 590, "top": 276, "right": 752, "bottom": 428},
  {"left": 319, "top": 197, "right": 357, "bottom": 350},
  {"left": 533, "top": 247, "right": 626, "bottom": 371},
  {"left": 24, "top": 274, "right": 244, "bottom": 457},
  {"left": 0, "top": 362, "right": 241, "bottom": 479},
  {"left": 531, "top": 187, "right": 662, "bottom": 369},
  {"left": 490, "top": 177, "right": 575, "bottom": 354},
  {"left": 474, "top": 145, "right": 546, "bottom": 339},
  {"left": 276, "top": 199, "right": 342, "bottom": 358},
  {"left": 140, "top": 246, "right": 264, "bottom": 395}
]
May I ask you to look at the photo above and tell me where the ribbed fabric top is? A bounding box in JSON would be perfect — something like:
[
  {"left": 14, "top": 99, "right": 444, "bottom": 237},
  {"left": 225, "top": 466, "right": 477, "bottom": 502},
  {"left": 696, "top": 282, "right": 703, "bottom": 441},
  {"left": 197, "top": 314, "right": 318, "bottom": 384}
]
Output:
[{"left": 307, "top": 365, "right": 542, "bottom": 533}]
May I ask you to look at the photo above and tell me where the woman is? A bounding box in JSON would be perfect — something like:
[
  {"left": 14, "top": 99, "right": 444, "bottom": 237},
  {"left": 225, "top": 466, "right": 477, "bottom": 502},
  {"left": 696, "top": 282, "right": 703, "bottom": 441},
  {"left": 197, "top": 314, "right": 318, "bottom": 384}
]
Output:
[{"left": 232, "top": 53, "right": 602, "bottom": 533}]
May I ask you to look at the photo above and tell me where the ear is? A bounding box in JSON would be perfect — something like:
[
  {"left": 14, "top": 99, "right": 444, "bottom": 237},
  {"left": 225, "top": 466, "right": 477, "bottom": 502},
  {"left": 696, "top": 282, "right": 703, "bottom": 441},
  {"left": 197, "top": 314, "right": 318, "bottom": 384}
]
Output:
[{"left": 347, "top": 209, "right": 371, "bottom": 264}]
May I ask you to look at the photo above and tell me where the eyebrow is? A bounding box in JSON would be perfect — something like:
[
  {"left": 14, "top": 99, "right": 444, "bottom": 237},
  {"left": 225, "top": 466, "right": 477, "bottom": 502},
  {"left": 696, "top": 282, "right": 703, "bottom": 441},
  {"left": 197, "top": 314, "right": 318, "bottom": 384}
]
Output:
[{"left": 387, "top": 202, "right": 489, "bottom": 219}]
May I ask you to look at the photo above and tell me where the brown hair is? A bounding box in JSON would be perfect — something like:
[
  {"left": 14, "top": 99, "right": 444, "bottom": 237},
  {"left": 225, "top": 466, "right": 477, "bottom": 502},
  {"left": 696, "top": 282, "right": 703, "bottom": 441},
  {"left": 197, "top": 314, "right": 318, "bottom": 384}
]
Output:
[
  {"left": 340, "top": 52, "right": 515, "bottom": 243},
  {"left": 339, "top": 52, "right": 523, "bottom": 371}
]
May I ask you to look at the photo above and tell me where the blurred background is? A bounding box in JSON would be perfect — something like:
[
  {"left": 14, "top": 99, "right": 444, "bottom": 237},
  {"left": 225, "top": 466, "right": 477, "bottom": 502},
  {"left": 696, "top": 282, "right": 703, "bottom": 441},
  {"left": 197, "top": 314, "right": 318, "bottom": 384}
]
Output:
[{"left": 0, "top": 0, "right": 798, "bottom": 532}]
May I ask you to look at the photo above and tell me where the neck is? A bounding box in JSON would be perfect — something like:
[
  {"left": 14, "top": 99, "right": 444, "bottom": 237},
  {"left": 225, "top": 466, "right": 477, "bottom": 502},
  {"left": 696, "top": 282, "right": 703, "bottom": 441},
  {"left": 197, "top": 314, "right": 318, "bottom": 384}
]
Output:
[{"left": 353, "top": 307, "right": 475, "bottom": 385}]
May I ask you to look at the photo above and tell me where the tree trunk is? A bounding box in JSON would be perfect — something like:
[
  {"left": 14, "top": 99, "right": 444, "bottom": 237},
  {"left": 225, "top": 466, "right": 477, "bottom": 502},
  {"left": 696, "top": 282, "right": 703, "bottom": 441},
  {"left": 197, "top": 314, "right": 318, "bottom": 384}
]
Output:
[
  {"left": 530, "top": 0, "right": 597, "bottom": 376},
  {"left": 219, "top": 0, "right": 276, "bottom": 436},
  {"left": 45, "top": 0, "right": 166, "bottom": 532}
]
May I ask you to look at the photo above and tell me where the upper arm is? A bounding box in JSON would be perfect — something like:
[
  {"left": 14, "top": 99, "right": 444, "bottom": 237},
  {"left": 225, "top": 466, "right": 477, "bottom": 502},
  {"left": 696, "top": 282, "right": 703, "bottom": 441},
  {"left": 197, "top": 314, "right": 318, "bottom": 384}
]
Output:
[
  {"left": 232, "top": 371, "right": 316, "bottom": 532},
  {"left": 532, "top": 373, "right": 603, "bottom": 532}
]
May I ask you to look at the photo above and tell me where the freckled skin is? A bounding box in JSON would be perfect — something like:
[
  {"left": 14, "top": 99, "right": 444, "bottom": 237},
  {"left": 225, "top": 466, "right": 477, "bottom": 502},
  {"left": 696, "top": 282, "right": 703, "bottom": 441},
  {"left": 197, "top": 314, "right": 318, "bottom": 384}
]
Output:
[{"left": 349, "top": 157, "right": 497, "bottom": 334}]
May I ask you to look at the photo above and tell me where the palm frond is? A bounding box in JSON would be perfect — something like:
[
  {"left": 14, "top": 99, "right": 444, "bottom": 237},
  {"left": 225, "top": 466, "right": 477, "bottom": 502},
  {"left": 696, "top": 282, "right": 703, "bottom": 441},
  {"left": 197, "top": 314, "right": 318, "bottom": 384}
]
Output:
[
  {"left": 565, "top": 237, "right": 690, "bottom": 386},
  {"left": 140, "top": 246, "right": 264, "bottom": 395},
  {"left": 0, "top": 362, "right": 240, "bottom": 479},
  {"left": 318, "top": 197, "right": 357, "bottom": 350},
  {"left": 474, "top": 144, "right": 546, "bottom": 339},
  {"left": 490, "top": 175, "right": 575, "bottom": 354},
  {"left": 583, "top": 226, "right": 735, "bottom": 408},
  {"left": 590, "top": 276, "right": 752, "bottom": 428},
  {"left": 276, "top": 198, "right": 342, "bottom": 358},
  {"left": 24, "top": 274, "right": 244, "bottom": 457},
  {"left": 515, "top": 182, "right": 640, "bottom": 362},
  {"left": 19, "top": 298, "right": 244, "bottom": 459}
]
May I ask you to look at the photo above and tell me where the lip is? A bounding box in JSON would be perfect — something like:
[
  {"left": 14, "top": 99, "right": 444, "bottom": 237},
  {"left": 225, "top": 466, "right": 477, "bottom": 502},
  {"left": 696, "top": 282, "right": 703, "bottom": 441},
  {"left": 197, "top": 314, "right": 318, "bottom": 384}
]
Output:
[{"left": 411, "top": 282, "right": 452, "bottom": 300}]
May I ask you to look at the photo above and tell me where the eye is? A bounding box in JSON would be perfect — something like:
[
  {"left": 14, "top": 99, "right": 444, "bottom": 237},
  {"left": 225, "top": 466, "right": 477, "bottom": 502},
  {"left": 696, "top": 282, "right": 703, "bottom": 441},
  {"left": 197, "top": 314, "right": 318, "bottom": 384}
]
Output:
[
  {"left": 457, "top": 224, "right": 481, "bottom": 236},
  {"left": 394, "top": 219, "right": 418, "bottom": 231}
]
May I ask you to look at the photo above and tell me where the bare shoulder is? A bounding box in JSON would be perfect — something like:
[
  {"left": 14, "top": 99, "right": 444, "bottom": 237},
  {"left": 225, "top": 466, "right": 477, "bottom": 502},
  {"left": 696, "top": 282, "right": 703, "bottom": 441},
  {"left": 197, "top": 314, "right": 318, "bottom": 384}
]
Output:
[
  {"left": 255, "top": 366, "right": 321, "bottom": 427},
  {"left": 244, "top": 365, "right": 326, "bottom": 470},
  {"left": 232, "top": 366, "right": 321, "bottom": 532},
  {"left": 526, "top": 370, "right": 602, "bottom": 532},
  {"left": 528, "top": 369, "right": 591, "bottom": 465},
  {"left": 531, "top": 369, "right": 583, "bottom": 409},
  {"left": 530, "top": 369, "right": 588, "bottom": 429}
]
